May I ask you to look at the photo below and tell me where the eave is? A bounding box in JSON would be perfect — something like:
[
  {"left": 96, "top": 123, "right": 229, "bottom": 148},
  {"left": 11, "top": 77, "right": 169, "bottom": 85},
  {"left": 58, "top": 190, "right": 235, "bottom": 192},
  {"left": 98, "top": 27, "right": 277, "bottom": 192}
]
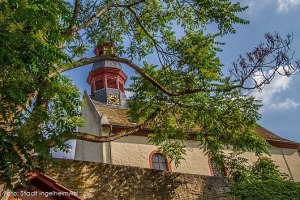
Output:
[{"left": 107, "top": 124, "right": 300, "bottom": 151}]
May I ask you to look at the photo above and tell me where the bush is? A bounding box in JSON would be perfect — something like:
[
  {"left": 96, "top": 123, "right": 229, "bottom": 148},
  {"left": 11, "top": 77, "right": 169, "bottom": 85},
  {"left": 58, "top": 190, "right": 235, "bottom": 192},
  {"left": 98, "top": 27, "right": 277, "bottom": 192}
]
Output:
[{"left": 231, "top": 180, "right": 300, "bottom": 200}]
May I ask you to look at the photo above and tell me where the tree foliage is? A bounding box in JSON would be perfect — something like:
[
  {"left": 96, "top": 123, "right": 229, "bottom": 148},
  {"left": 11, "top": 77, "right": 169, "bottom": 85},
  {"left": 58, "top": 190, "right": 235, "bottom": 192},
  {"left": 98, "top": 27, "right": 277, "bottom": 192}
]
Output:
[
  {"left": 0, "top": 0, "right": 299, "bottom": 190},
  {"left": 231, "top": 180, "right": 300, "bottom": 200},
  {"left": 228, "top": 155, "right": 300, "bottom": 200},
  {"left": 224, "top": 154, "right": 288, "bottom": 183}
]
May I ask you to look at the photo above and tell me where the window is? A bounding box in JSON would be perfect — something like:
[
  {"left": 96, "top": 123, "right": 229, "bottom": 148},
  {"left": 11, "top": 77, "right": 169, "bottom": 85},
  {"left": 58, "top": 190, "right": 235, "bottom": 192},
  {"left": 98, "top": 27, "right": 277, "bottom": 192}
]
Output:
[
  {"left": 152, "top": 153, "right": 167, "bottom": 170},
  {"left": 95, "top": 79, "right": 105, "bottom": 90},
  {"left": 149, "top": 151, "right": 171, "bottom": 171},
  {"left": 208, "top": 158, "right": 228, "bottom": 177},
  {"left": 107, "top": 78, "right": 118, "bottom": 89}
]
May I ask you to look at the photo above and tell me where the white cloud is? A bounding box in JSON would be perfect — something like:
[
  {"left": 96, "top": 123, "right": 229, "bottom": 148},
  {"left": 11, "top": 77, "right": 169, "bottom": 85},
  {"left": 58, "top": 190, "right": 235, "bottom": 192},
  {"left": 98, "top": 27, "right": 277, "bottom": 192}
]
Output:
[
  {"left": 252, "top": 69, "right": 290, "bottom": 105},
  {"left": 277, "top": 0, "right": 300, "bottom": 12},
  {"left": 125, "top": 90, "right": 134, "bottom": 98},
  {"left": 251, "top": 66, "right": 298, "bottom": 111},
  {"left": 243, "top": 0, "right": 300, "bottom": 13},
  {"left": 246, "top": 0, "right": 272, "bottom": 14},
  {"left": 269, "top": 98, "right": 299, "bottom": 109}
]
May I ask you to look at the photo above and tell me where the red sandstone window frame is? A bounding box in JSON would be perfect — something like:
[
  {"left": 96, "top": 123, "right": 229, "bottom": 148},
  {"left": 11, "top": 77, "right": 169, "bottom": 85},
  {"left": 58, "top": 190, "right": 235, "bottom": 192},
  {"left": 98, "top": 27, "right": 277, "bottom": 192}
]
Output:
[
  {"left": 208, "top": 157, "right": 229, "bottom": 177},
  {"left": 119, "top": 81, "right": 125, "bottom": 93},
  {"left": 149, "top": 150, "right": 172, "bottom": 172}
]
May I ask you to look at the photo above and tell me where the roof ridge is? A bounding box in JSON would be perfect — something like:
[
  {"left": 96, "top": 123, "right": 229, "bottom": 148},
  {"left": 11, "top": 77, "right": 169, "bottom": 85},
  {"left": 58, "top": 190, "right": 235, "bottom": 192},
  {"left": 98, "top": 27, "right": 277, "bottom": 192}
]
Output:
[
  {"left": 258, "top": 125, "right": 285, "bottom": 139},
  {"left": 257, "top": 125, "right": 298, "bottom": 144},
  {"left": 91, "top": 99, "right": 128, "bottom": 110}
]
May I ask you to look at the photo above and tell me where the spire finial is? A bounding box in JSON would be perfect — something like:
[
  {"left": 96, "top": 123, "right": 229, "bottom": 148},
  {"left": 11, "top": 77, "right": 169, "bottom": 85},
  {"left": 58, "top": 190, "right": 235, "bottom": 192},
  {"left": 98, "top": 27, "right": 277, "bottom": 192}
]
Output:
[{"left": 94, "top": 41, "right": 116, "bottom": 56}]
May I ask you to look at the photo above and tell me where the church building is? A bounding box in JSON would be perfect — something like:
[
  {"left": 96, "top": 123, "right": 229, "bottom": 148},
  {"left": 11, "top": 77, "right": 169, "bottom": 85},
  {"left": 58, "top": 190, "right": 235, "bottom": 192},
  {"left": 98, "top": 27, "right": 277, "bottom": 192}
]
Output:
[{"left": 73, "top": 44, "right": 300, "bottom": 181}]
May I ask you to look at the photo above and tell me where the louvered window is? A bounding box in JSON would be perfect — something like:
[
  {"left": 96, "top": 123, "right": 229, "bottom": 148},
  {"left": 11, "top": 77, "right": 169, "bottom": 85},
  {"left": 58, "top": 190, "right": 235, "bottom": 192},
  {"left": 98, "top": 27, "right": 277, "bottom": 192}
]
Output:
[
  {"left": 107, "top": 79, "right": 118, "bottom": 89},
  {"left": 95, "top": 79, "right": 104, "bottom": 90}
]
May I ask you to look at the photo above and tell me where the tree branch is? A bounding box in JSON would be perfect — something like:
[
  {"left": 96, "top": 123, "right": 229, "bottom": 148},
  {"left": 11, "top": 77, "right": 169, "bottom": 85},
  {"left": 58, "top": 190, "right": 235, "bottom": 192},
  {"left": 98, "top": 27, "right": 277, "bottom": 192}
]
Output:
[
  {"left": 61, "top": 34, "right": 299, "bottom": 97},
  {"left": 229, "top": 33, "right": 300, "bottom": 90},
  {"left": 60, "top": 55, "right": 208, "bottom": 96},
  {"left": 65, "top": 0, "right": 81, "bottom": 37},
  {"left": 47, "top": 107, "right": 161, "bottom": 147},
  {"left": 124, "top": 5, "right": 166, "bottom": 64},
  {"left": 65, "top": 4, "right": 111, "bottom": 37},
  {"left": 65, "top": 1, "right": 145, "bottom": 37}
]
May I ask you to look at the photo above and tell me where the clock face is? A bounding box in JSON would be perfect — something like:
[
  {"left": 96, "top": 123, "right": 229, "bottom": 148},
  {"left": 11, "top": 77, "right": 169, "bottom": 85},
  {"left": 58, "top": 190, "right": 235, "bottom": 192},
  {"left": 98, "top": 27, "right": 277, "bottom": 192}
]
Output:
[{"left": 108, "top": 94, "right": 120, "bottom": 105}]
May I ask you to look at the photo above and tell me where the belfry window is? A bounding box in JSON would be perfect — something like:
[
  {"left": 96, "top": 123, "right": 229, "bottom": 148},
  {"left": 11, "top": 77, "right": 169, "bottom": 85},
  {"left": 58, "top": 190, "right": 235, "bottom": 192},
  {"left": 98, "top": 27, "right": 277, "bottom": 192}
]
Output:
[
  {"left": 95, "top": 79, "right": 105, "bottom": 90},
  {"left": 149, "top": 151, "right": 171, "bottom": 171},
  {"left": 107, "top": 78, "right": 118, "bottom": 89}
]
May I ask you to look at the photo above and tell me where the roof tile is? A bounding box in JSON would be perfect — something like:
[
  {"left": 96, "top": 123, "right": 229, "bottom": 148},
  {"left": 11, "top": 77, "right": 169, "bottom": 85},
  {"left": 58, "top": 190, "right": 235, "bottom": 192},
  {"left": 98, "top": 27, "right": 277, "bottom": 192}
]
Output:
[
  {"left": 92, "top": 101, "right": 297, "bottom": 144},
  {"left": 93, "top": 101, "right": 137, "bottom": 127}
]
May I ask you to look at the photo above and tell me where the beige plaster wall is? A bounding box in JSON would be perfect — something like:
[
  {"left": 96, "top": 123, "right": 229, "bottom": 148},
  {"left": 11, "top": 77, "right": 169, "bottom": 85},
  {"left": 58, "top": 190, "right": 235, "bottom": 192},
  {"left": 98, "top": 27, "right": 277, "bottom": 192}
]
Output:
[
  {"left": 74, "top": 99, "right": 103, "bottom": 162},
  {"left": 111, "top": 136, "right": 211, "bottom": 175},
  {"left": 110, "top": 136, "right": 300, "bottom": 181},
  {"left": 111, "top": 136, "right": 156, "bottom": 169},
  {"left": 172, "top": 142, "right": 211, "bottom": 175},
  {"left": 277, "top": 148, "right": 300, "bottom": 181},
  {"left": 234, "top": 147, "right": 300, "bottom": 182}
]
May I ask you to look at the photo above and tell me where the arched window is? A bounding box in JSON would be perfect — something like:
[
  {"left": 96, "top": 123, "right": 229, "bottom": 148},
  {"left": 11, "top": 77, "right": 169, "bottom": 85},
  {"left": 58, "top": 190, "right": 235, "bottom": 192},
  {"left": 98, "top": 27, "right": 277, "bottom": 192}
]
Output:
[
  {"left": 208, "top": 158, "right": 228, "bottom": 177},
  {"left": 149, "top": 151, "right": 171, "bottom": 172}
]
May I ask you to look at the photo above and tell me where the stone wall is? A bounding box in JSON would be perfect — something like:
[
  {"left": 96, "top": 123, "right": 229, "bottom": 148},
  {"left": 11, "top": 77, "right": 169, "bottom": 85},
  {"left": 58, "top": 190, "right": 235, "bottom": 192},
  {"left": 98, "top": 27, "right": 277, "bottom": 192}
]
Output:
[{"left": 46, "top": 160, "right": 231, "bottom": 200}]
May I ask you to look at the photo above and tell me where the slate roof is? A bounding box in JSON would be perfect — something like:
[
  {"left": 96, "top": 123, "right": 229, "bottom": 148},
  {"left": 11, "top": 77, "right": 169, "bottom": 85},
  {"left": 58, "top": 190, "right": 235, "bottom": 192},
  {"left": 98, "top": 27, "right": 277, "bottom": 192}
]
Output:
[{"left": 90, "top": 99, "right": 299, "bottom": 150}]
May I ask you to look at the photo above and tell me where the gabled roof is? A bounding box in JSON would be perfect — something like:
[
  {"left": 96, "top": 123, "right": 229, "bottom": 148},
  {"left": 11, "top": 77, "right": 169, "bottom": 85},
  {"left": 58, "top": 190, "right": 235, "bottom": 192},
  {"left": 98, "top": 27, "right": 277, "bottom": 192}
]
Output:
[
  {"left": 92, "top": 100, "right": 137, "bottom": 127},
  {"left": 255, "top": 126, "right": 300, "bottom": 150},
  {"left": 256, "top": 125, "right": 291, "bottom": 142},
  {"left": 2, "top": 173, "right": 82, "bottom": 200},
  {"left": 88, "top": 95, "right": 300, "bottom": 150},
  {"left": 28, "top": 173, "right": 83, "bottom": 200}
]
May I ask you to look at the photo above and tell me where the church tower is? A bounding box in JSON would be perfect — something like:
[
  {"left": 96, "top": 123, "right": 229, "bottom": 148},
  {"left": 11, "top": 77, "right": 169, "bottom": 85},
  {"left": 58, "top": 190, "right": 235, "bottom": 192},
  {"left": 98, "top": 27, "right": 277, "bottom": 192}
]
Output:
[{"left": 87, "top": 44, "right": 127, "bottom": 107}]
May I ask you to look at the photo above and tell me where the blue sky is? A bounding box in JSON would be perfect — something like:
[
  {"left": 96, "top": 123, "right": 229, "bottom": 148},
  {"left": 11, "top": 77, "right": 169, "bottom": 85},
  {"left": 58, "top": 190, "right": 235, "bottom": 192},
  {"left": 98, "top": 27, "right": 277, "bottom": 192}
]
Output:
[
  {"left": 64, "top": 0, "right": 300, "bottom": 143},
  {"left": 217, "top": 0, "right": 300, "bottom": 142}
]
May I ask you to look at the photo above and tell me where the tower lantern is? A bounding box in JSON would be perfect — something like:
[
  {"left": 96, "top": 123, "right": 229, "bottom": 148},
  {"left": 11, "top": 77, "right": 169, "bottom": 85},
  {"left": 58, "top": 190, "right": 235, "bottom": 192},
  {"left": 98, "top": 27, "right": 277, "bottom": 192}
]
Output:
[
  {"left": 87, "top": 44, "right": 127, "bottom": 107},
  {"left": 93, "top": 42, "right": 116, "bottom": 56}
]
